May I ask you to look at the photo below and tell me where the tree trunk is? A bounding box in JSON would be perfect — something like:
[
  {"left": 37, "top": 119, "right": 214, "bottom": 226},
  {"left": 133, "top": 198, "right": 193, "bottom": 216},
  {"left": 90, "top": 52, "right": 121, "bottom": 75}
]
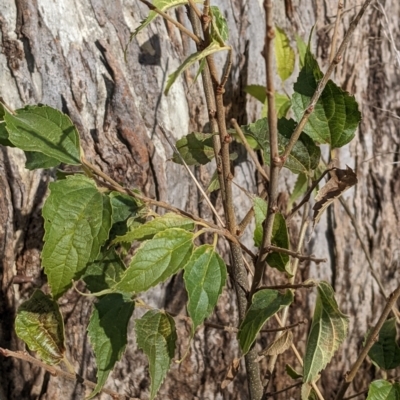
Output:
[{"left": 0, "top": 0, "right": 399, "bottom": 399}]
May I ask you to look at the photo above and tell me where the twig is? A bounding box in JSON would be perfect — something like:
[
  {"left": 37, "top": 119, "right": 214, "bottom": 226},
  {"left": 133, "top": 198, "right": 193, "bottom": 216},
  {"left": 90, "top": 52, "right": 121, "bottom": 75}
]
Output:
[
  {"left": 281, "top": 0, "right": 374, "bottom": 162},
  {"left": 329, "top": 1, "right": 344, "bottom": 63},
  {"left": 267, "top": 245, "right": 326, "bottom": 263},
  {"left": 231, "top": 118, "right": 270, "bottom": 183},
  {"left": 257, "top": 282, "right": 316, "bottom": 291},
  {"left": 335, "top": 283, "right": 400, "bottom": 399},
  {"left": 342, "top": 389, "right": 369, "bottom": 400},
  {"left": 0, "top": 348, "right": 135, "bottom": 400},
  {"left": 138, "top": 0, "right": 202, "bottom": 45},
  {"left": 264, "top": 381, "right": 302, "bottom": 397}
]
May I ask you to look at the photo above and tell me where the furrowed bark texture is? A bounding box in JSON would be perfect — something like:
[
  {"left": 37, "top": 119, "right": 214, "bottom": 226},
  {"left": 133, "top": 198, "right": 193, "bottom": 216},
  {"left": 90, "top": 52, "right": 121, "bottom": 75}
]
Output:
[{"left": 0, "top": 1, "right": 399, "bottom": 399}]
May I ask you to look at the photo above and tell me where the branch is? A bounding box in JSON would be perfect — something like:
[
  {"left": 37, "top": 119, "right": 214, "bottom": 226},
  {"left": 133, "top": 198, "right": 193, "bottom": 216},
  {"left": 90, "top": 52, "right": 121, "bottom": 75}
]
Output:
[
  {"left": 334, "top": 283, "right": 400, "bottom": 399},
  {"left": 257, "top": 282, "right": 316, "bottom": 291},
  {"left": 0, "top": 348, "right": 136, "bottom": 400},
  {"left": 281, "top": 0, "right": 374, "bottom": 162},
  {"left": 267, "top": 245, "right": 326, "bottom": 263},
  {"left": 329, "top": 1, "right": 344, "bottom": 63}
]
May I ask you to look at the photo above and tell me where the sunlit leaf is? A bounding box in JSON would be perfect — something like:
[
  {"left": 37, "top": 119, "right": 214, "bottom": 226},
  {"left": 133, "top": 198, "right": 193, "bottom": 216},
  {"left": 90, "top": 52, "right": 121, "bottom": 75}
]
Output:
[
  {"left": 366, "top": 380, "right": 400, "bottom": 400},
  {"left": 210, "top": 6, "right": 229, "bottom": 43},
  {"left": 275, "top": 27, "right": 295, "bottom": 81}
]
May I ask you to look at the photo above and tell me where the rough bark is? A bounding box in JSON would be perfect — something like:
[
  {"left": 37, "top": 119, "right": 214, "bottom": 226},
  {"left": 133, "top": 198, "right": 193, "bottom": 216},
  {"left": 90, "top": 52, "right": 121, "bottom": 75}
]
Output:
[{"left": 0, "top": 0, "right": 399, "bottom": 399}]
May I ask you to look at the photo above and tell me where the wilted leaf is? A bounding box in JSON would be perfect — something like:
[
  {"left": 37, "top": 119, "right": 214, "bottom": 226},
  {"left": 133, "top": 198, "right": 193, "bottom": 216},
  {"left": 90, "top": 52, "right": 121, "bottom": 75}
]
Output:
[
  {"left": 259, "top": 330, "right": 293, "bottom": 357},
  {"left": 367, "top": 380, "right": 400, "bottom": 400},
  {"left": 275, "top": 27, "right": 295, "bottom": 81},
  {"left": 303, "top": 281, "right": 349, "bottom": 383},
  {"left": 136, "top": 310, "right": 177, "bottom": 400},
  {"left": 184, "top": 245, "right": 227, "bottom": 333},
  {"left": 221, "top": 358, "right": 240, "bottom": 389},
  {"left": 15, "top": 290, "right": 65, "bottom": 365},
  {"left": 87, "top": 294, "right": 135, "bottom": 399},
  {"left": 238, "top": 289, "right": 293, "bottom": 354}
]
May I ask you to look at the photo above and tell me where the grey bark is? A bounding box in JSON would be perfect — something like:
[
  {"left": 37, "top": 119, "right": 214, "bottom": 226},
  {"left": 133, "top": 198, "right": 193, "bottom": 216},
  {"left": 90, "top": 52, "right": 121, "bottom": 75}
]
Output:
[{"left": 0, "top": 0, "right": 399, "bottom": 399}]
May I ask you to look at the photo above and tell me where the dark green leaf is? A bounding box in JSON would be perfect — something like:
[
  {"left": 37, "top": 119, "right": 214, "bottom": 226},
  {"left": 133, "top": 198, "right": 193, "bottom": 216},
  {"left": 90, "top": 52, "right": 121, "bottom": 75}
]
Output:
[
  {"left": 266, "top": 213, "right": 290, "bottom": 274},
  {"left": 184, "top": 245, "right": 227, "bottom": 333},
  {"left": 253, "top": 196, "right": 267, "bottom": 248},
  {"left": 367, "top": 380, "right": 400, "bottom": 400},
  {"left": 286, "top": 364, "right": 303, "bottom": 380},
  {"left": 368, "top": 318, "right": 400, "bottom": 370},
  {"left": 292, "top": 48, "right": 361, "bottom": 148},
  {"left": 114, "top": 228, "right": 193, "bottom": 293},
  {"left": 0, "top": 122, "right": 14, "bottom": 146},
  {"left": 4, "top": 104, "right": 81, "bottom": 165},
  {"left": 303, "top": 281, "right": 349, "bottom": 383},
  {"left": 87, "top": 294, "right": 135, "bottom": 399},
  {"left": 24, "top": 151, "right": 60, "bottom": 170},
  {"left": 172, "top": 132, "right": 215, "bottom": 166},
  {"left": 238, "top": 289, "right": 293, "bottom": 354},
  {"left": 275, "top": 27, "right": 295, "bottom": 81},
  {"left": 42, "top": 175, "right": 112, "bottom": 298},
  {"left": 15, "top": 290, "right": 65, "bottom": 365},
  {"left": 136, "top": 310, "right": 177, "bottom": 400}
]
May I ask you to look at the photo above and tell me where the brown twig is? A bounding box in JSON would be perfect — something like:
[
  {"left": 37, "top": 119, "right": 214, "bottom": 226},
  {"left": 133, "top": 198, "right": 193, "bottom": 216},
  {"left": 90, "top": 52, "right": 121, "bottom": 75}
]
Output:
[
  {"left": 334, "top": 283, "right": 400, "bottom": 399},
  {"left": 264, "top": 381, "right": 302, "bottom": 397},
  {"left": 257, "top": 282, "right": 316, "bottom": 291},
  {"left": 0, "top": 348, "right": 136, "bottom": 400},
  {"left": 187, "top": 0, "right": 202, "bottom": 19},
  {"left": 329, "top": 1, "right": 344, "bottom": 63},
  {"left": 267, "top": 245, "right": 326, "bottom": 263},
  {"left": 281, "top": 0, "right": 374, "bottom": 162}
]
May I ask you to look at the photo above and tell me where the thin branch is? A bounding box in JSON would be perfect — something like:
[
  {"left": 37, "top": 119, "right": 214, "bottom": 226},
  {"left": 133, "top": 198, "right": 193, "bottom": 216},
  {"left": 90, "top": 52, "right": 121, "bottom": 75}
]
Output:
[
  {"left": 329, "top": 1, "right": 344, "bottom": 63},
  {"left": 231, "top": 118, "right": 270, "bottom": 183},
  {"left": 187, "top": 0, "right": 202, "bottom": 20},
  {"left": 264, "top": 381, "right": 302, "bottom": 397},
  {"left": 267, "top": 245, "right": 326, "bottom": 263},
  {"left": 335, "top": 283, "right": 400, "bottom": 399},
  {"left": 342, "top": 389, "right": 369, "bottom": 400},
  {"left": 257, "top": 282, "right": 316, "bottom": 291},
  {"left": 0, "top": 348, "right": 136, "bottom": 400},
  {"left": 281, "top": 0, "right": 374, "bottom": 162},
  {"left": 139, "top": 0, "right": 202, "bottom": 45}
]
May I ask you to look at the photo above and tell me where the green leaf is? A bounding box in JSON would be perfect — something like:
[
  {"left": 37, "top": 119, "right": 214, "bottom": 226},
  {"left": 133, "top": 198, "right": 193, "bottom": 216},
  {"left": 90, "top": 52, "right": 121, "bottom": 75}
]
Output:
[
  {"left": 206, "top": 169, "right": 220, "bottom": 193},
  {"left": 286, "top": 364, "right": 303, "bottom": 380},
  {"left": 292, "top": 47, "right": 361, "bottom": 148},
  {"left": 109, "top": 192, "right": 142, "bottom": 225},
  {"left": 244, "top": 85, "right": 266, "bottom": 103},
  {"left": 136, "top": 310, "right": 177, "bottom": 400},
  {"left": 113, "top": 213, "right": 195, "bottom": 245},
  {"left": 24, "top": 151, "right": 60, "bottom": 170},
  {"left": 288, "top": 173, "right": 308, "bottom": 209},
  {"left": 0, "top": 122, "right": 14, "bottom": 147},
  {"left": 114, "top": 228, "right": 193, "bottom": 293},
  {"left": 275, "top": 27, "right": 295, "bottom": 81},
  {"left": 42, "top": 175, "right": 112, "bottom": 298},
  {"left": 15, "top": 290, "right": 65, "bottom": 365},
  {"left": 165, "top": 41, "right": 230, "bottom": 95},
  {"left": 171, "top": 132, "right": 215, "bottom": 166},
  {"left": 210, "top": 6, "right": 229, "bottom": 44},
  {"left": 238, "top": 117, "right": 321, "bottom": 175},
  {"left": 261, "top": 93, "right": 291, "bottom": 119},
  {"left": 303, "top": 281, "right": 349, "bottom": 383},
  {"left": 83, "top": 248, "right": 126, "bottom": 293},
  {"left": 295, "top": 34, "right": 307, "bottom": 68},
  {"left": 184, "top": 245, "right": 227, "bottom": 333},
  {"left": 368, "top": 318, "right": 400, "bottom": 370},
  {"left": 4, "top": 104, "right": 81, "bottom": 165},
  {"left": 87, "top": 294, "right": 135, "bottom": 399},
  {"left": 267, "top": 213, "right": 290, "bottom": 274},
  {"left": 238, "top": 289, "right": 293, "bottom": 354},
  {"left": 253, "top": 196, "right": 267, "bottom": 248},
  {"left": 367, "top": 380, "right": 400, "bottom": 400}
]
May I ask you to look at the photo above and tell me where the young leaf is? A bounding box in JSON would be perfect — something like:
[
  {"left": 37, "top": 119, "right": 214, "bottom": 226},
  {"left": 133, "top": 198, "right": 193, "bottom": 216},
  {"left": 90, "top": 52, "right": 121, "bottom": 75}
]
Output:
[
  {"left": 295, "top": 34, "right": 307, "bottom": 68},
  {"left": 367, "top": 380, "right": 400, "bottom": 400},
  {"left": 112, "top": 213, "right": 195, "bottom": 245},
  {"left": 292, "top": 47, "right": 361, "bottom": 148},
  {"left": 135, "top": 310, "right": 177, "bottom": 400},
  {"left": 165, "top": 41, "right": 230, "bottom": 95},
  {"left": 313, "top": 166, "right": 358, "bottom": 226},
  {"left": 83, "top": 248, "right": 126, "bottom": 293},
  {"left": 42, "top": 175, "right": 112, "bottom": 298},
  {"left": 183, "top": 245, "right": 227, "bottom": 334},
  {"left": 244, "top": 84, "right": 266, "bottom": 103},
  {"left": 238, "top": 289, "right": 293, "bottom": 354},
  {"left": 87, "top": 294, "right": 135, "bottom": 399},
  {"left": 171, "top": 132, "right": 215, "bottom": 166},
  {"left": 114, "top": 228, "right": 193, "bottom": 294},
  {"left": 3, "top": 104, "right": 81, "bottom": 165},
  {"left": 253, "top": 196, "right": 268, "bottom": 248},
  {"left": 266, "top": 213, "right": 290, "bottom": 274},
  {"left": 303, "top": 281, "right": 349, "bottom": 383},
  {"left": 210, "top": 6, "right": 229, "bottom": 44},
  {"left": 15, "top": 290, "right": 65, "bottom": 365},
  {"left": 275, "top": 27, "right": 295, "bottom": 81},
  {"left": 367, "top": 318, "right": 400, "bottom": 370}
]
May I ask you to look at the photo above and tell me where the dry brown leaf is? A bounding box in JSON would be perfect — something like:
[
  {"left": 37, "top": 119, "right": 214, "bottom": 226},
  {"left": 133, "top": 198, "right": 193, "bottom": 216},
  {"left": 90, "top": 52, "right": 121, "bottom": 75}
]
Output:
[{"left": 221, "top": 358, "right": 241, "bottom": 389}]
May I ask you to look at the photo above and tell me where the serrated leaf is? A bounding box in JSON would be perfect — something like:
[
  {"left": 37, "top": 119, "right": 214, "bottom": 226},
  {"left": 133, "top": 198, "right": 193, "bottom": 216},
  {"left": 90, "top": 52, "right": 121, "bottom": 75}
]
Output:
[
  {"left": 292, "top": 47, "right": 361, "bottom": 148},
  {"left": 303, "top": 281, "right": 349, "bottom": 383},
  {"left": 165, "top": 41, "right": 230, "bottom": 95},
  {"left": 83, "top": 248, "right": 126, "bottom": 293},
  {"left": 87, "top": 294, "right": 134, "bottom": 399},
  {"left": 275, "top": 27, "right": 295, "bottom": 81},
  {"left": 210, "top": 6, "right": 229, "bottom": 43},
  {"left": 136, "top": 310, "right": 177, "bottom": 400},
  {"left": 15, "top": 290, "right": 65, "bottom": 365},
  {"left": 238, "top": 117, "right": 320, "bottom": 175},
  {"left": 42, "top": 175, "right": 112, "bottom": 298},
  {"left": 266, "top": 213, "right": 290, "bottom": 274},
  {"left": 368, "top": 318, "right": 400, "bottom": 370},
  {"left": 367, "top": 380, "right": 400, "bottom": 400},
  {"left": 184, "top": 245, "right": 227, "bottom": 333},
  {"left": 113, "top": 213, "right": 195, "bottom": 245},
  {"left": 238, "top": 289, "right": 293, "bottom": 354},
  {"left": 253, "top": 196, "right": 267, "bottom": 248},
  {"left": 244, "top": 85, "right": 266, "bottom": 103},
  {"left": 286, "top": 364, "right": 303, "bottom": 379},
  {"left": 171, "top": 132, "right": 215, "bottom": 166},
  {"left": 259, "top": 330, "right": 293, "bottom": 357},
  {"left": 114, "top": 228, "right": 193, "bottom": 293},
  {"left": 4, "top": 104, "right": 81, "bottom": 165}
]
